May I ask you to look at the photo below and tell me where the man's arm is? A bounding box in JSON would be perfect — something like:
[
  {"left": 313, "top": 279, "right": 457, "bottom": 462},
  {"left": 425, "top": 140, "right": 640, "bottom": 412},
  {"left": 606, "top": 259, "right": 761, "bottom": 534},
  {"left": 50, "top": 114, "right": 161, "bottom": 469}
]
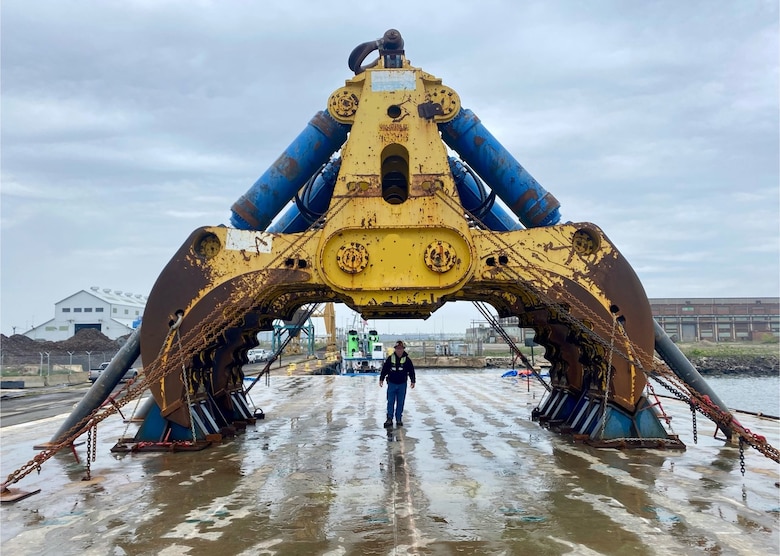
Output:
[{"left": 379, "top": 358, "right": 390, "bottom": 385}]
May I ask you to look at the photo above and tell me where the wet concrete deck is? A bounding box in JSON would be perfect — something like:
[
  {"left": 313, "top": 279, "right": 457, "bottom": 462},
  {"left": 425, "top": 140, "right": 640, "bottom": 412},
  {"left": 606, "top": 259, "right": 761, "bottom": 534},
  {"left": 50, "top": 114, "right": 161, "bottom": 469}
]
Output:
[{"left": 2, "top": 370, "right": 778, "bottom": 555}]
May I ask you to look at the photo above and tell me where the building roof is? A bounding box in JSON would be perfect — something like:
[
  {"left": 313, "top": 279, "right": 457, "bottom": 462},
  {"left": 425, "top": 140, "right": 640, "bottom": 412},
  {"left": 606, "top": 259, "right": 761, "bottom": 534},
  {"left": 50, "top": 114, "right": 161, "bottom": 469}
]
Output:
[
  {"left": 649, "top": 297, "right": 778, "bottom": 304},
  {"left": 58, "top": 287, "right": 148, "bottom": 308}
]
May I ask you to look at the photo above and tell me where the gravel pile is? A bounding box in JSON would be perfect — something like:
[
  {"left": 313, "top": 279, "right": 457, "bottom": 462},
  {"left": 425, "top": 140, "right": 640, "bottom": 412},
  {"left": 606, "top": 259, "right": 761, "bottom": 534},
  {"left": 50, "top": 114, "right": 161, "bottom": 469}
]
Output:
[{"left": 1, "top": 328, "right": 127, "bottom": 356}]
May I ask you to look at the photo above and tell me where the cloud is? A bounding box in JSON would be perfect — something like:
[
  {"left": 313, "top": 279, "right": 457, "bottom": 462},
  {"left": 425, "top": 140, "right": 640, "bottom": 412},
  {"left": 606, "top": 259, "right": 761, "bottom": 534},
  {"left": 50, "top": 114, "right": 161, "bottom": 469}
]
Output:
[{"left": 1, "top": 0, "right": 777, "bottom": 336}]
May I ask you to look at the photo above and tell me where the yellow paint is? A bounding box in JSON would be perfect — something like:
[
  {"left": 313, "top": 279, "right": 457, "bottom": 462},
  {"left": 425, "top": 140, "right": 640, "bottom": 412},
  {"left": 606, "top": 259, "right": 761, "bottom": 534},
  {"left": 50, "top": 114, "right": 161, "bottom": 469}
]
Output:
[{"left": 146, "top": 51, "right": 654, "bottom": 416}]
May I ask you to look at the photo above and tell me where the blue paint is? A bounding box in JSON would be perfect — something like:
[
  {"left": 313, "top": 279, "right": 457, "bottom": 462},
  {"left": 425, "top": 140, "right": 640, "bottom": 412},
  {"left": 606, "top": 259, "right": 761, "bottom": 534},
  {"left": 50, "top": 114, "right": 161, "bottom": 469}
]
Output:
[
  {"left": 230, "top": 110, "right": 349, "bottom": 231},
  {"left": 266, "top": 157, "right": 342, "bottom": 233},
  {"left": 440, "top": 109, "right": 561, "bottom": 228},
  {"left": 449, "top": 157, "right": 523, "bottom": 231},
  {"left": 135, "top": 400, "right": 200, "bottom": 441}
]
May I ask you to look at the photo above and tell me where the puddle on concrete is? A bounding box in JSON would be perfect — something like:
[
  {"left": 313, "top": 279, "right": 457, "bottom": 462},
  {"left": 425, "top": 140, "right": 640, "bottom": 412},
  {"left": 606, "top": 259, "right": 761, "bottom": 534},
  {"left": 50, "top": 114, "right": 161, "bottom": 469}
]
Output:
[{"left": 1, "top": 371, "right": 778, "bottom": 555}]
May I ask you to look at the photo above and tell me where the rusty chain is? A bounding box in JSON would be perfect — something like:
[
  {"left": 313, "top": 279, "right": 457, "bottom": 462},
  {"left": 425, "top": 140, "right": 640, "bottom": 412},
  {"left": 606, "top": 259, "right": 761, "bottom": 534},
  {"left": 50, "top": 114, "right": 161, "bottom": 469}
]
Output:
[
  {"left": 84, "top": 427, "right": 93, "bottom": 481},
  {"left": 435, "top": 187, "right": 780, "bottom": 466},
  {"left": 598, "top": 316, "right": 618, "bottom": 440},
  {"left": 5, "top": 186, "right": 777, "bottom": 490},
  {"left": 649, "top": 360, "right": 779, "bottom": 464},
  {"left": 2, "top": 191, "right": 361, "bottom": 490}
]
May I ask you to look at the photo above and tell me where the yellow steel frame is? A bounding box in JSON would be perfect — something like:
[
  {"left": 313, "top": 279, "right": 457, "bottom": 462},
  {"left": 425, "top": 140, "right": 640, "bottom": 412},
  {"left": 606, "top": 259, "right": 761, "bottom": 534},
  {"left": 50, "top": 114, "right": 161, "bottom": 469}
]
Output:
[{"left": 141, "top": 55, "right": 654, "bottom": 427}]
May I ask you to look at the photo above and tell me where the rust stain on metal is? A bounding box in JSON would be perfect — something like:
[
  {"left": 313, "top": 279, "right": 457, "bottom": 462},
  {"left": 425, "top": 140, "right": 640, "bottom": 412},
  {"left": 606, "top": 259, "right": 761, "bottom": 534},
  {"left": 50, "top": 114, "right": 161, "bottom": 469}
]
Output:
[
  {"left": 277, "top": 154, "right": 301, "bottom": 181},
  {"left": 230, "top": 197, "right": 261, "bottom": 229},
  {"left": 510, "top": 189, "right": 540, "bottom": 216}
]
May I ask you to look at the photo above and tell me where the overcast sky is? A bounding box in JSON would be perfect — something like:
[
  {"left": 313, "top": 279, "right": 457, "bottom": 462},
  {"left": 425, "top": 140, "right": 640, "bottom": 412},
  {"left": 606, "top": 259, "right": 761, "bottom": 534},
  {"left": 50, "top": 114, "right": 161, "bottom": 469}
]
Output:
[{"left": 1, "top": 0, "right": 778, "bottom": 337}]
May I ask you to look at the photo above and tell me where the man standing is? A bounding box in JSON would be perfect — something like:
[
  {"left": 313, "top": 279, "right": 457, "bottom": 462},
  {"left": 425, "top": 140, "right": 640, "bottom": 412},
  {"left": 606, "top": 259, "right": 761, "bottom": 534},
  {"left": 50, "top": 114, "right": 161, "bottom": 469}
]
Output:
[{"left": 379, "top": 340, "right": 416, "bottom": 427}]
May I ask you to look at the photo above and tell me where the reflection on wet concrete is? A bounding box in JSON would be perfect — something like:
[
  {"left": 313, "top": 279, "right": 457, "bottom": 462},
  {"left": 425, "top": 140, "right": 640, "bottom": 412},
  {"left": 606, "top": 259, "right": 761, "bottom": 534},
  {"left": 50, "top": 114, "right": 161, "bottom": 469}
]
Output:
[{"left": 1, "top": 370, "right": 778, "bottom": 555}]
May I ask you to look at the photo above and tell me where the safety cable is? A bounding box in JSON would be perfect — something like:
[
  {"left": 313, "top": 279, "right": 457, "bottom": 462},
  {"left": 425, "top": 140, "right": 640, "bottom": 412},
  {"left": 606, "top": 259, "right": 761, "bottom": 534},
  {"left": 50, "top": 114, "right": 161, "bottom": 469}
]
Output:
[
  {"left": 5, "top": 176, "right": 777, "bottom": 489},
  {"left": 2, "top": 191, "right": 361, "bottom": 490},
  {"left": 472, "top": 301, "right": 551, "bottom": 392},
  {"left": 244, "top": 301, "right": 321, "bottom": 395},
  {"left": 432, "top": 185, "right": 780, "bottom": 463},
  {"left": 598, "top": 316, "right": 618, "bottom": 440}
]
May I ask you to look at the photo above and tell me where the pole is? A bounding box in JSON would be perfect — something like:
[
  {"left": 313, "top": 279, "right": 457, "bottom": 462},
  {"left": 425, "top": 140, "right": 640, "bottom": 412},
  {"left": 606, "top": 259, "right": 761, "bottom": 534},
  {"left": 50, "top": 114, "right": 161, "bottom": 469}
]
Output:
[
  {"left": 46, "top": 327, "right": 142, "bottom": 446},
  {"left": 653, "top": 319, "right": 733, "bottom": 438}
]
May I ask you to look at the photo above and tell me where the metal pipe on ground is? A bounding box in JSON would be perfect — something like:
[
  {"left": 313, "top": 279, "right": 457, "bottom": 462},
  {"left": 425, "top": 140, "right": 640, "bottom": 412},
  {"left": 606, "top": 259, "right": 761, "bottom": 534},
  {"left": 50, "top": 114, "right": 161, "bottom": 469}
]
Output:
[
  {"left": 42, "top": 327, "right": 142, "bottom": 447},
  {"left": 652, "top": 319, "right": 733, "bottom": 439}
]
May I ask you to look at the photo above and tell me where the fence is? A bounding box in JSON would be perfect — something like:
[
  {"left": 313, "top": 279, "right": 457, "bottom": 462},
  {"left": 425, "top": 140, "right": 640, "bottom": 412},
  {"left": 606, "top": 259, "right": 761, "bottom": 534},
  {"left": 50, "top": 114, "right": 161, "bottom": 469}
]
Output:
[{"left": 0, "top": 351, "right": 121, "bottom": 377}]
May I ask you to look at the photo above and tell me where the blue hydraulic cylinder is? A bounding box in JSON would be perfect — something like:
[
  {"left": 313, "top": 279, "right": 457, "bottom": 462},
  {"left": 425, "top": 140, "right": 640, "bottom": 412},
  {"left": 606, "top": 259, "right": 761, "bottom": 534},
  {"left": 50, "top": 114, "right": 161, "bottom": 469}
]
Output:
[
  {"left": 266, "top": 157, "right": 342, "bottom": 233},
  {"left": 440, "top": 108, "right": 561, "bottom": 228},
  {"left": 230, "top": 110, "right": 350, "bottom": 231},
  {"left": 449, "top": 157, "right": 523, "bottom": 232}
]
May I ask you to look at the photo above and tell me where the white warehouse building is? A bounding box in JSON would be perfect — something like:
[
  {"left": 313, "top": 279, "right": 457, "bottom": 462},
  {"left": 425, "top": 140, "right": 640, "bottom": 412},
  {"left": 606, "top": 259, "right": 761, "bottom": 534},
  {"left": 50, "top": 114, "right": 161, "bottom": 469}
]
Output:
[{"left": 24, "top": 287, "right": 147, "bottom": 341}]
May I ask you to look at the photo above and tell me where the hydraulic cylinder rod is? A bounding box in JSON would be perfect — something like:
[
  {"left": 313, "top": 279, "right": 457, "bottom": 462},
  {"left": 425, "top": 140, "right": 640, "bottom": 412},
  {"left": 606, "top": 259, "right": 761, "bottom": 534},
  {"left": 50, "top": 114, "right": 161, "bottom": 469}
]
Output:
[
  {"left": 440, "top": 108, "right": 561, "bottom": 228},
  {"left": 230, "top": 110, "right": 349, "bottom": 231},
  {"left": 653, "top": 319, "right": 733, "bottom": 438}
]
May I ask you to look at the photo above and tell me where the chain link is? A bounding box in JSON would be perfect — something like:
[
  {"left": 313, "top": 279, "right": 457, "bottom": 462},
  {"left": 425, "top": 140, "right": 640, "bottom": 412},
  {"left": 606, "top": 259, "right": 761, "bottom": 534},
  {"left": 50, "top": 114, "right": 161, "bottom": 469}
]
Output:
[
  {"left": 84, "top": 427, "right": 93, "bottom": 481},
  {"left": 649, "top": 360, "right": 779, "bottom": 464},
  {"left": 435, "top": 188, "right": 780, "bottom": 466},
  {"left": 4, "top": 185, "right": 779, "bottom": 490},
  {"left": 472, "top": 301, "right": 551, "bottom": 392},
  {"left": 598, "top": 316, "right": 618, "bottom": 440},
  {"left": 2, "top": 193, "right": 363, "bottom": 490},
  {"left": 643, "top": 380, "right": 675, "bottom": 433},
  {"left": 690, "top": 402, "right": 698, "bottom": 444},
  {"left": 739, "top": 438, "right": 746, "bottom": 476},
  {"left": 176, "top": 329, "right": 199, "bottom": 443},
  {"left": 433, "top": 188, "right": 645, "bottom": 374}
]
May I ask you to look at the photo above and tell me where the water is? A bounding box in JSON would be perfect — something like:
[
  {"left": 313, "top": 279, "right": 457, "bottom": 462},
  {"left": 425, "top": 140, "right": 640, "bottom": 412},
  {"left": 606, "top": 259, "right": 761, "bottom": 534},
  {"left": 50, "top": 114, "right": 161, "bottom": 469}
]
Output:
[
  {"left": 431, "top": 368, "right": 780, "bottom": 417},
  {"left": 700, "top": 375, "right": 780, "bottom": 416}
]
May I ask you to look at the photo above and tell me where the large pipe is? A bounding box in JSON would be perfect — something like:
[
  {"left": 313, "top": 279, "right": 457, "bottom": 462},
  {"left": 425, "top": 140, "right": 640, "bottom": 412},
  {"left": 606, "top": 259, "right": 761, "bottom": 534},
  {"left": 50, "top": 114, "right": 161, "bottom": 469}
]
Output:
[
  {"left": 46, "top": 326, "right": 142, "bottom": 446},
  {"left": 652, "top": 319, "right": 733, "bottom": 438},
  {"left": 230, "top": 110, "right": 349, "bottom": 231},
  {"left": 449, "top": 157, "right": 523, "bottom": 232},
  {"left": 440, "top": 108, "right": 561, "bottom": 228},
  {"left": 266, "top": 157, "right": 342, "bottom": 233}
]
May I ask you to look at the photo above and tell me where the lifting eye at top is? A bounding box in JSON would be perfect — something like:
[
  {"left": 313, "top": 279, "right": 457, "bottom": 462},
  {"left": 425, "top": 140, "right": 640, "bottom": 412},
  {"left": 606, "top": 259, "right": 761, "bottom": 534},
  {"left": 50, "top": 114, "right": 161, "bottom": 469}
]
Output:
[{"left": 348, "top": 28, "right": 405, "bottom": 74}]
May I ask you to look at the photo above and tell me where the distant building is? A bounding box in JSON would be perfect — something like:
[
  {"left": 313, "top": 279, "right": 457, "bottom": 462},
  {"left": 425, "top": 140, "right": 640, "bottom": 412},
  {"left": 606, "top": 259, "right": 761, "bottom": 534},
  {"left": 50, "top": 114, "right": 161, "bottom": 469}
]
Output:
[
  {"left": 472, "top": 297, "right": 780, "bottom": 344},
  {"left": 24, "top": 287, "right": 147, "bottom": 341},
  {"left": 651, "top": 297, "right": 779, "bottom": 342}
]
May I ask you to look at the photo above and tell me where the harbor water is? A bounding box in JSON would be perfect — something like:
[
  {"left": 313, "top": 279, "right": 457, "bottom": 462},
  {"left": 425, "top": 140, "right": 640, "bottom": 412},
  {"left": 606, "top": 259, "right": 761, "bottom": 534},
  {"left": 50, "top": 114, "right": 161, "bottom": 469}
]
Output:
[
  {"left": 693, "top": 375, "right": 779, "bottom": 417},
  {"left": 1, "top": 369, "right": 778, "bottom": 555}
]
